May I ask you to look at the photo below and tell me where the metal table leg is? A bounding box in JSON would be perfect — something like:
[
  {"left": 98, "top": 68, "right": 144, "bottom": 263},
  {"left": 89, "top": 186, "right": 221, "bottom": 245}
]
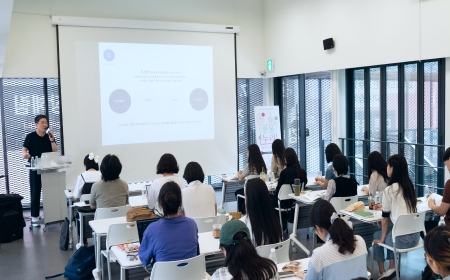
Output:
[{"left": 220, "top": 181, "right": 226, "bottom": 209}]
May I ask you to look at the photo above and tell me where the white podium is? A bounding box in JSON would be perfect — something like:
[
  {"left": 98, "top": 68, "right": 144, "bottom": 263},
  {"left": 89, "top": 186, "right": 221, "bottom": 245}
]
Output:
[{"left": 25, "top": 158, "right": 72, "bottom": 230}]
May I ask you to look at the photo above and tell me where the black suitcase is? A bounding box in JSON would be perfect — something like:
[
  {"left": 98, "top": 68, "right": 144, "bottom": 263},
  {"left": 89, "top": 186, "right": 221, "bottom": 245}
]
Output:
[{"left": 0, "top": 194, "right": 25, "bottom": 243}]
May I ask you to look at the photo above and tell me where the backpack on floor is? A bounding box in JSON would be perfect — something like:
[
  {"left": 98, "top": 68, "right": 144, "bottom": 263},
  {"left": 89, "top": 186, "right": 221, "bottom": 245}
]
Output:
[
  {"left": 46, "top": 245, "right": 95, "bottom": 280},
  {"left": 59, "top": 218, "right": 70, "bottom": 251}
]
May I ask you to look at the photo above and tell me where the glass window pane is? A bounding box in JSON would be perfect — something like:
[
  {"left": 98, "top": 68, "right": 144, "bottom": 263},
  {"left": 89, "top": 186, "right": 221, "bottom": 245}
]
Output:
[
  {"left": 354, "top": 69, "right": 365, "bottom": 184},
  {"left": 282, "top": 76, "right": 300, "bottom": 157},
  {"left": 404, "top": 64, "right": 418, "bottom": 184},
  {"left": 305, "top": 71, "right": 332, "bottom": 173},
  {"left": 386, "top": 66, "right": 399, "bottom": 156},
  {"left": 423, "top": 62, "right": 439, "bottom": 191},
  {"left": 370, "top": 67, "right": 381, "bottom": 152}
]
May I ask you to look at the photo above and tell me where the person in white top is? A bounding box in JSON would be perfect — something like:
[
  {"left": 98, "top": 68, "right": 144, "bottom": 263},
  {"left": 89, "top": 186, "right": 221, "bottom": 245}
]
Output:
[
  {"left": 239, "top": 178, "right": 282, "bottom": 247},
  {"left": 372, "top": 154, "right": 419, "bottom": 280},
  {"left": 72, "top": 153, "right": 102, "bottom": 200},
  {"left": 361, "top": 151, "right": 389, "bottom": 200},
  {"left": 181, "top": 162, "right": 217, "bottom": 218},
  {"left": 147, "top": 153, "right": 185, "bottom": 213}
]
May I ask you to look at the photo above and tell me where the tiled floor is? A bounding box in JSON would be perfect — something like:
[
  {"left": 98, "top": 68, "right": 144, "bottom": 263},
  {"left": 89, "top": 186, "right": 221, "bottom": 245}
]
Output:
[{"left": 0, "top": 189, "right": 428, "bottom": 280}]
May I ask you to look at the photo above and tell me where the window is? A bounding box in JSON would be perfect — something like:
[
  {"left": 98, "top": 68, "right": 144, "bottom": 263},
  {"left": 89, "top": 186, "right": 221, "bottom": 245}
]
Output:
[
  {"left": 344, "top": 59, "right": 445, "bottom": 195},
  {"left": 0, "top": 78, "right": 63, "bottom": 206},
  {"left": 277, "top": 71, "right": 333, "bottom": 174},
  {"left": 237, "top": 78, "right": 264, "bottom": 171}
]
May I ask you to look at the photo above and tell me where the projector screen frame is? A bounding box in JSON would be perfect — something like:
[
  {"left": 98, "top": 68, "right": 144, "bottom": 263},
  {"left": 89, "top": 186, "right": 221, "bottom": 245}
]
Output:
[{"left": 55, "top": 22, "right": 240, "bottom": 185}]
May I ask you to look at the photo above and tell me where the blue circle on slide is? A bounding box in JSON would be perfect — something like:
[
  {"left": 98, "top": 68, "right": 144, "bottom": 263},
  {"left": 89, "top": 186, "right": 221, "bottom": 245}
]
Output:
[
  {"left": 109, "top": 89, "right": 131, "bottom": 114},
  {"left": 103, "top": 49, "right": 115, "bottom": 61}
]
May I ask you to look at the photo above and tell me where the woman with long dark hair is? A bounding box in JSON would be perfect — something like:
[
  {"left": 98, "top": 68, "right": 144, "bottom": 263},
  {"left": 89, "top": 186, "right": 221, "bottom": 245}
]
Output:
[
  {"left": 209, "top": 219, "right": 279, "bottom": 280},
  {"left": 271, "top": 139, "right": 286, "bottom": 177},
  {"left": 295, "top": 200, "right": 367, "bottom": 279},
  {"left": 139, "top": 182, "right": 199, "bottom": 268},
  {"left": 315, "top": 143, "right": 341, "bottom": 189},
  {"left": 361, "top": 151, "right": 389, "bottom": 198},
  {"left": 372, "top": 154, "right": 419, "bottom": 280},
  {"left": 240, "top": 178, "right": 282, "bottom": 246},
  {"left": 237, "top": 144, "right": 267, "bottom": 179},
  {"left": 428, "top": 147, "right": 450, "bottom": 225},
  {"left": 270, "top": 148, "right": 307, "bottom": 208},
  {"left": 424, "top": 226, "right": 450, "bottom": 279}
]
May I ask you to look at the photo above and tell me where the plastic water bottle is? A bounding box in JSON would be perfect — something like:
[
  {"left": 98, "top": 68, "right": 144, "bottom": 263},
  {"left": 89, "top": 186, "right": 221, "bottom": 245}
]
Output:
[
  {"left": 269, "top": 248, "right": 277, "bottom": 264},
  {"left": 374, "top": 191, "right": 380, "bottom": 205},
  {"left": 270, "top": 172, "right": 275, "bottom": 182},
  {"left": 439, "top": 216, "right": 446, "bottom": 226},
  {"left": 30, "top": 156, "right": 35, "bottom": 168},
  {"left": 142, "top": 185, "right": 147, "bottom": 198}
]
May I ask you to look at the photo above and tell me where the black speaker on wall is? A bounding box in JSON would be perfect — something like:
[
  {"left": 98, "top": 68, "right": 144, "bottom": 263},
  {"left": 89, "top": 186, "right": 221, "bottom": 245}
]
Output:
[{"left": 323, "top": 38, "right": 334, "bottom": 50}]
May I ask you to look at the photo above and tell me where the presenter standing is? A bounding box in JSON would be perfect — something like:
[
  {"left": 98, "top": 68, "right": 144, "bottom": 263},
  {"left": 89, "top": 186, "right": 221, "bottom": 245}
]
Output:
[{"left": 22, "top": 115, "right": 58, "bottom": 226}]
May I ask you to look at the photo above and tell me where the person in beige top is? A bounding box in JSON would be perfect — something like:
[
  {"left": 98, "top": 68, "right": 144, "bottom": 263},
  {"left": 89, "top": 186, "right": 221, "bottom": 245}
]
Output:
[
  {"left": 361, "top": 151, "right": 389, "bottom": 199},
  {"left": 90, "top": 154, "right": 129, "bottom": 209},
  {"left": 270, "top": 139, "right": 286, "bottom": 177}
]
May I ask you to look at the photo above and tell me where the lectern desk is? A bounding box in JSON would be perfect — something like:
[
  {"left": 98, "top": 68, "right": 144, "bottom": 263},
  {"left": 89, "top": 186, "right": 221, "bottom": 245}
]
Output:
[{"left": 25, "top": 163, "right": 72, "bottom": 231}]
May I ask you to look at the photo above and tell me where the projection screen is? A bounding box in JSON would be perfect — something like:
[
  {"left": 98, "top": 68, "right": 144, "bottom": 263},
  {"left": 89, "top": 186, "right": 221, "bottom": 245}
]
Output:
[{"left": 58, "top": 25, "right": 237, "bottom": 187}]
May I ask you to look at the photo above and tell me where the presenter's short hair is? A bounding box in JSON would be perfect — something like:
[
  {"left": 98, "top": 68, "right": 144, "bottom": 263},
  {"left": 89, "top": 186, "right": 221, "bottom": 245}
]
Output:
[
  {"left": 156, "top": 153, "right": 179, "bottom": 174},
  {"left": 332, "top": 154, "right": 349, "bottom": 175},
  {"left": 183, "top": 162, "right": 205, "bottom": 184},
  {"left": 100, "top": 154, "right": 122, "bottom": 182},
  {"left": 34, "top": 114, "right": 47, "bottom": 124}
]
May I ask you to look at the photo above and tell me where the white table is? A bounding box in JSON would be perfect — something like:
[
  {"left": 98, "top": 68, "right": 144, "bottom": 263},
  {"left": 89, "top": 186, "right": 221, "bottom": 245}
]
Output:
[
  {"left": 72, "top": 196, "right": 147, "bottom": 208},
  {"left": 288, "top": 185, "right": 369, "bottom": 256},
  {"left": 90, "top": 216, "right": 128, "bottom": 270},
  {"left": 110, "top": 231, "right": 223, "bottom": 280}
]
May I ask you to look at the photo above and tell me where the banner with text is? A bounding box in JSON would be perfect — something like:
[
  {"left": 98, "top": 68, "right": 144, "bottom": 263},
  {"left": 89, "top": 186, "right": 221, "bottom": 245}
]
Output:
[{"left": 254, "top": 106, "right": 282, "bottom": 170}]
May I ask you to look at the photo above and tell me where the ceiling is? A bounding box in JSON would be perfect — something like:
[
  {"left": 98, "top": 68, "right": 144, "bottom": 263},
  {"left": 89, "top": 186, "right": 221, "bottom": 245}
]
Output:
[{"left": 11, "top": 0, "right": 242, "bottom": 25}]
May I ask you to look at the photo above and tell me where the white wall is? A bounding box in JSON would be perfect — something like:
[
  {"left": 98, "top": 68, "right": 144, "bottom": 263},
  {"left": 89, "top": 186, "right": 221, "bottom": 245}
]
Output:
[
  {"left": 263, "top": 0, "right": 450, "bottom": 78},
  {"left": 2, "top": 0, "right": 265, "bottom": 78}
]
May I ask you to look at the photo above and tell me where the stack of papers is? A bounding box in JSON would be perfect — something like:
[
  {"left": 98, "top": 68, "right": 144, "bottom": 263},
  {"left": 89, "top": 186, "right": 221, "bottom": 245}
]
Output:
[{"left": 301, "top": 193, "right": 322, "bottom": 202}]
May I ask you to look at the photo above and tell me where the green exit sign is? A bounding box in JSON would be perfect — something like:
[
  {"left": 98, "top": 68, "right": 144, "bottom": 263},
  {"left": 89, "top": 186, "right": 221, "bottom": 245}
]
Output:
[{"left": 267, "top": 59, "right": 274, "bottom": 71}]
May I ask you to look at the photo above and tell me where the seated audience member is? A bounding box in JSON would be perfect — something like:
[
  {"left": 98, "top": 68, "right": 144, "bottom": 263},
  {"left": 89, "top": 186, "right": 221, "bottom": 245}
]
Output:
[
  {"left": 237, "top": 144, "right": 267, "bottom": 180},
  {"left": 209, "top": 219, "right": 279, "bottom": 280},
  {"left": 315, "top": 143, "right": 341, "bottom": 189},
  {"left": 372, "top": 154, "right": 420, "bottom": 280},
  {"left": 240, "top": 178, "right": 282, "bottom": 247},
  {"left": 235, "top": 144, "right": 267, "bottom": 213},
  {"left": 73, "top": 153, "right": 101, "bottom": 200},
  {"left": 424, "top": 226, "right": 450, "bottom": 280},
  {"left": 90, "top": 154, "right": 128, "bottom": 209},
  {"left": 428, "top": 147, "right": 450, "bottom": 225},
  {"left": 270, "top": 147, "right": 307, "bottom": 209},
  {"left": 296, "top": 200, "right": 368, "bottom": 280},
  {"left": 148, "top": 153, "right": 185, "bottom": 213},
  {"left": 271, "top": 139, "right": 286, "bottom": 177},
  {"left": 139, "top": 182, "right": 199, "bottom": 268},
  {"left": 182, "top": 162, "right": 217, "bottom": 217},
  {"left": 361, "top": 151, "right": 389, "bottom": 199},
  {"left": 322, "top": 154, "right": 357, "bottom": 202}
]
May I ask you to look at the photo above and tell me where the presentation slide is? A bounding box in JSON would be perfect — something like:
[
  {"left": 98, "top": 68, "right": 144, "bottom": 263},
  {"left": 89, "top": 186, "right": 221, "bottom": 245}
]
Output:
[{"left": 98, "top": 43, "right": 214, "bottom": 146}]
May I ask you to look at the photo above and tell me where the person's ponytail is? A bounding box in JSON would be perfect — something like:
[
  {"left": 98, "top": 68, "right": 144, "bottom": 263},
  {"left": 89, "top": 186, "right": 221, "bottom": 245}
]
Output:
[
  {"left": 221, "top": 232, "right": 277, "bottom": 280},
  {"left": 310, "top": 200, "right": 356, "bottom": 255},
  {"left": 328, "top": 218, "right": 356, "bottom": 254},
  {"left": 158, "top": 181, "right": 182, "bottom": 216}
]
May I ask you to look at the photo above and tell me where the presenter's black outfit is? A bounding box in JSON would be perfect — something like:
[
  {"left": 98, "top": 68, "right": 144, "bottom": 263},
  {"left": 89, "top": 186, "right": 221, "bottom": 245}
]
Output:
[{"left": 23, "top": 132, "right": 53, "bottom": 217}]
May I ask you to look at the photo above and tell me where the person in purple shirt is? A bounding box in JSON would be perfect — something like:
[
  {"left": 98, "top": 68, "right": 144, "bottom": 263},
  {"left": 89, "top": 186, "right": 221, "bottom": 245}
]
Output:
[{"left": 139, "top": 181, "right": 199, "bottom": 269}]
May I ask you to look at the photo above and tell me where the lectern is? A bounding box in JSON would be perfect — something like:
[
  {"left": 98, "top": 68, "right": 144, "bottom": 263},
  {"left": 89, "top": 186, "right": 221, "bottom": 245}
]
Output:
[{"left": 25, "top": 152, "right": 72, "bottom": 231}]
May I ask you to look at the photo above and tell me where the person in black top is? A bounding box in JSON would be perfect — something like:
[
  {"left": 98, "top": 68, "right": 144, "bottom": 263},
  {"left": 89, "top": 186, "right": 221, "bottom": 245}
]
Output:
[
  {"left": 271, "top": 147, "right": 307, "bottom": 209},
  {"left": 22, "top": 115, "right": 58, "bottom": 224},
  {"left": 323, "top": 154, "right": 358, "bottom": 201}
]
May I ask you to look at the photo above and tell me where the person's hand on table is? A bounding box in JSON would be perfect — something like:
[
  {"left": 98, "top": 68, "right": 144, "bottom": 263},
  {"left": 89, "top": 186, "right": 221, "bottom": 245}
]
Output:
[
  {"left": 373, "top": 238, "right": 385, "bottom": 246},
  {"left": 361, "top": 186, "right": 369, "bottom": 194},
  {"left": 23, "top": 153, "right": 31, "bottom": 160},
  {"left": 373, "top": 204, "right": 382, "bottom": 211},
  {"left": 295, "top": 271, "right": 307, "bottom": 279},
  {"left": 428, "top": 198, "right": 436, "bottom": 208}
]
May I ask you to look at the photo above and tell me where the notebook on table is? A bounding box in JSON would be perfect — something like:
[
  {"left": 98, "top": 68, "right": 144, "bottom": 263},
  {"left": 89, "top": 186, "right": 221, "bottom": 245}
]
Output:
[{"left": 354, "top": 210, "right": 375, "bottom": 219}]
